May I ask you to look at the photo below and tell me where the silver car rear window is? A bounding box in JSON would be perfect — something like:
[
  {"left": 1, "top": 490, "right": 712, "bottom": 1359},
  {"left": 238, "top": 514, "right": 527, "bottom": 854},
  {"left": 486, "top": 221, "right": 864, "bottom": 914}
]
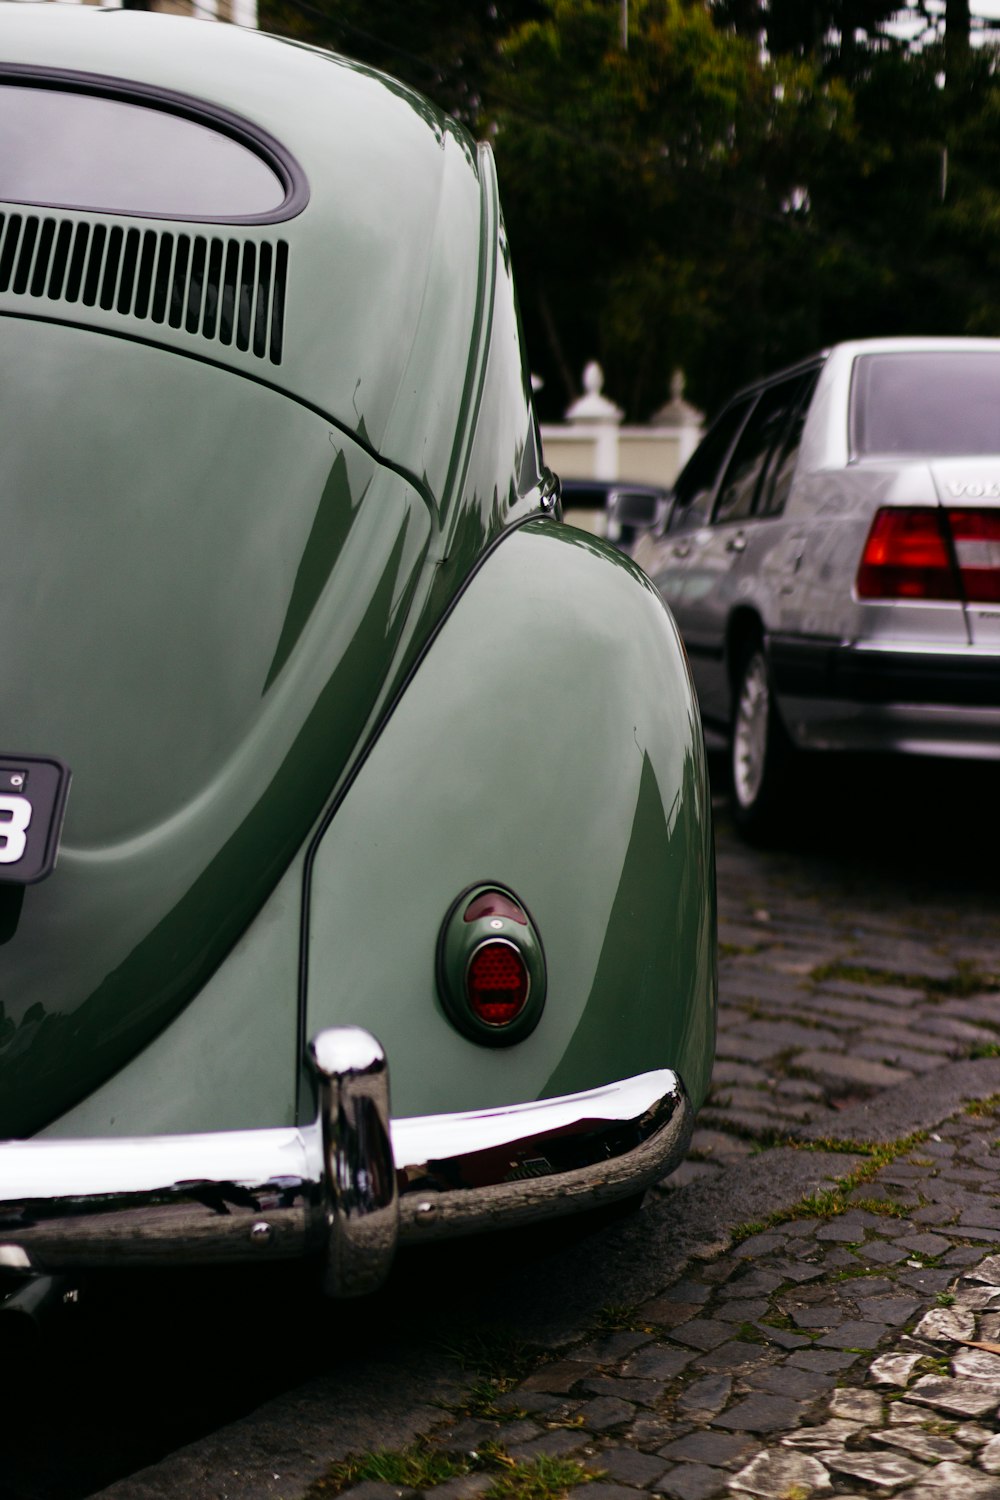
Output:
[{"left": 852, "top": 351, "right": 1000, "bottom": 458}]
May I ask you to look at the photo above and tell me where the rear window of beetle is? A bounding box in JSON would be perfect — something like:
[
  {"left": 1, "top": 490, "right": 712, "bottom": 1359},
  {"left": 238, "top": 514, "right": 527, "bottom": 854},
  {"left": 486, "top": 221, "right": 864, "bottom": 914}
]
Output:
[
  {"left": 0, "top": 84, "right": 287, "bottom": 221},
  {"left": 852, "top": 352, "right": 1000, "bottom": 458}
]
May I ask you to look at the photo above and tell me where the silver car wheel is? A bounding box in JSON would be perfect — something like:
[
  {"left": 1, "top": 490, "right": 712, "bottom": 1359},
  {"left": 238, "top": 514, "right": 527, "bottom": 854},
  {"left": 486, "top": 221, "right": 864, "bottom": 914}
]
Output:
[{"left": 732, "top": 650, "right": 770, "bottom": 811}]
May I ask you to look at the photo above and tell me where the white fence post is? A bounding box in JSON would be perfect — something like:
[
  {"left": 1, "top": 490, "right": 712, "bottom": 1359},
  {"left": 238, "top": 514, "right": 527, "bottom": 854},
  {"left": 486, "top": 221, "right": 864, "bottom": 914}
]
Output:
[
  {"left": 564, "top": 362, "right": 623, "bottom": 481},
  {"left": 540, "top": 363, "right": 703, "bottom": 491},
  {"left": 650, "top": 369, "right": 704, "bottom": 470}
]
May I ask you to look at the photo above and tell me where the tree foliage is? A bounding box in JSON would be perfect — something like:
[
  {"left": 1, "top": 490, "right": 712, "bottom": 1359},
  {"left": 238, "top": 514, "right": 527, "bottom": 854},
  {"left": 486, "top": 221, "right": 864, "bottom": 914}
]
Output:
[
  {"left": 259, "top": 0, "right": 1000, "bottom": 420},
  {"left": 488, "top": 0, "right": 865, "bottom": 415}
]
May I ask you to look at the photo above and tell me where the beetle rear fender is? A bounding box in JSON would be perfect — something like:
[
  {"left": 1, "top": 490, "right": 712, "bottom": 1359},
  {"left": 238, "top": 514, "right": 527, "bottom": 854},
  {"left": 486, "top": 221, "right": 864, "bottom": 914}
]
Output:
[{"left": 302, "top": 519, "right": 717, "bottom": 1125}]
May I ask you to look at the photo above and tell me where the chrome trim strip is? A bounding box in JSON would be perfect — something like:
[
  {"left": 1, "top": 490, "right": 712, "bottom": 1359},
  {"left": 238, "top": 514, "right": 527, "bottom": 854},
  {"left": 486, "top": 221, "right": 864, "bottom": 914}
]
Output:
[
  {"left": 393, "top": 1069, "right": 693, "bottom": 1241},
  {"left": 0, "top": 1031, "right": 693, "bottom": 1289}
]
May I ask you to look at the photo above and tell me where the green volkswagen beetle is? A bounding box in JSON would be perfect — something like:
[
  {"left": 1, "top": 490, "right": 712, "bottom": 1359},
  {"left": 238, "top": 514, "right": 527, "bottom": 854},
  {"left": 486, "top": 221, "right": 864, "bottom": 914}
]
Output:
[{"left": 0, "top": 4, "right": 716, "bottom": 1305}]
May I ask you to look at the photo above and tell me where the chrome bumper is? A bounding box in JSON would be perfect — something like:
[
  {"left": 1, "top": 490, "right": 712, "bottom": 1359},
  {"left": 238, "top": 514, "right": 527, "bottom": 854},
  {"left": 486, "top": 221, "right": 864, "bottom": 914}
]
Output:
[{"left": 0, "top": 1028, "right": 693, "bottom": 1297}]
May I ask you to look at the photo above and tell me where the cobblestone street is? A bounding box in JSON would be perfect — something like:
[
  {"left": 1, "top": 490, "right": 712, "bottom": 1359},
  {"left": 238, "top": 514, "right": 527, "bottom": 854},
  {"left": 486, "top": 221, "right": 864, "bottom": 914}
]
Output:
[
  {"left": 474, "top": 1110, "right": 1000, "bottom": 1500},
  {"left": 673, "top": 775, "right": 1000, "bottom": 1183},
  {"left": 19, "top": 762, "right": 1000, "bottom": 1500}
]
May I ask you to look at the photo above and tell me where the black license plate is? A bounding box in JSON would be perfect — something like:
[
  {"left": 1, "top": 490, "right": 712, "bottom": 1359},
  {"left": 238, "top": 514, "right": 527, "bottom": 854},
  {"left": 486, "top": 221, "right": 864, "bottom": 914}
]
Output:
[{"left": 0, "top": 755, "right": 71, "bottom": 884}]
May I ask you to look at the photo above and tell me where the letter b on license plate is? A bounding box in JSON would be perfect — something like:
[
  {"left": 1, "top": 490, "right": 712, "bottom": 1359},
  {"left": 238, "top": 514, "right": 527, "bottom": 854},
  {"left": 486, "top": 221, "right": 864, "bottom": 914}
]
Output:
[{"left": 0, "top": 756, "right": 71, "bottom": 884}]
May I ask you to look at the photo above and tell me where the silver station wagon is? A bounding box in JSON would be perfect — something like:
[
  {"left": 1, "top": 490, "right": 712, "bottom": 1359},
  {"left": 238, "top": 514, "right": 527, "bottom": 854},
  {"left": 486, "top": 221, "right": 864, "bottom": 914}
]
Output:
[{"left": 635, "top": 337, "right": 1000, "bottom": 838}]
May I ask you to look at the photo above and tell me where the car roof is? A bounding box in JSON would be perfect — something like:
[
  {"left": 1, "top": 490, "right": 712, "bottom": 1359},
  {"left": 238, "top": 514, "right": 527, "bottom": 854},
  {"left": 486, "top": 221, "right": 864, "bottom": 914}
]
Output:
[
  {"left": 830, "top": 335, "right": 1000, "bottom": 359},
  {"left": 728, "top": 336, "right": 1000, "bottom": 407}
]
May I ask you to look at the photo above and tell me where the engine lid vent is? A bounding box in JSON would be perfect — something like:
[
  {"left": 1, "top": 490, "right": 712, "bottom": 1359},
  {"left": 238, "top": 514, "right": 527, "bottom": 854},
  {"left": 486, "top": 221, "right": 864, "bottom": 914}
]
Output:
[{"left": 0, "top": 211, "right": 287, "bottom": 365}]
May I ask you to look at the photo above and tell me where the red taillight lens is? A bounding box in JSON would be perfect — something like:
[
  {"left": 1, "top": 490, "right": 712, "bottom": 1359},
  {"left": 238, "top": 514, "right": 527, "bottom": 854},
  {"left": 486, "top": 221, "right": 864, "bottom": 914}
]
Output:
[
  {"left": 466, "top": 941, "right": 529, "bottom": 1026},
  {"left": 947, "top": 509, "right": 1000, "bottom": 603},
  {"left": 856, "top": 508, "right": 960, "bottom": 601}
]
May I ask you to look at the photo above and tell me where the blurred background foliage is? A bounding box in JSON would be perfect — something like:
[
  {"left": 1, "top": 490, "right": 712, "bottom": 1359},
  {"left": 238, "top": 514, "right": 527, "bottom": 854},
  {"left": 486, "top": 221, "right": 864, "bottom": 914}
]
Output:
[{"left": 259, "top": 0, "right": 1000, "bottom": 420}]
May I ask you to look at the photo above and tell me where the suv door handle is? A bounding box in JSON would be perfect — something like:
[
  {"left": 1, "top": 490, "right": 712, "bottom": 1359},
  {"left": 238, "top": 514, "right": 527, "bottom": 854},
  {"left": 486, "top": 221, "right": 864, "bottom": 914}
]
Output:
[
  {"left": 726, "top": 532, "right": 747, "bottom": 554},
  {"left": 671, "top": 542, "right": 691, "bottom": 559}
]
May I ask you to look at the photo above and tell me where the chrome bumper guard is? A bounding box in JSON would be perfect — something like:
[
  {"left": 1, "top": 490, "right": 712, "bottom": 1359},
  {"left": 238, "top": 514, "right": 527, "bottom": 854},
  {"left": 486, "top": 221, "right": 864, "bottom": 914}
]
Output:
[{"left": 0, "top": 1028, "right": 694, "bottom": 1297}]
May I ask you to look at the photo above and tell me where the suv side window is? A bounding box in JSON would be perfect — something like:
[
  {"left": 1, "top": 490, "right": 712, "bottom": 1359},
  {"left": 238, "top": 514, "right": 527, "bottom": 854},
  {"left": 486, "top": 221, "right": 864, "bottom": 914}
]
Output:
[
  {"left": 668, "top": 396, "right": 755, "bottom": 533},
  {"left": 713, "top": 375, "right": 811, "bottom": 525}
]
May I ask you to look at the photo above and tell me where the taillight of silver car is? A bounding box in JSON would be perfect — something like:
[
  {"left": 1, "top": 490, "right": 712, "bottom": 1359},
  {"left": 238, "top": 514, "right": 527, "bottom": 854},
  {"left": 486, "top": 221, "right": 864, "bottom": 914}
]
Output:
[{"left": 856, "top": 507, "right": 1000, "bottom": 603}]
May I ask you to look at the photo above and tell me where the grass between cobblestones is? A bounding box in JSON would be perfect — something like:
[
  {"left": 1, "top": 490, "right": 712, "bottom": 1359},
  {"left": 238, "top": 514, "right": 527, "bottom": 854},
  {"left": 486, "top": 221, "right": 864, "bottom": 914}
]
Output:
[
  {"left": 729, "top": 1130, "right": 930, "bottom": 1243},
  {"left": 303, "top": 1444, "right": 467, "bottom": 1495},
  {"left": 964, "top": 1092, "right": 1000, "bottom": 1116},
  {"left": 302, "top": 1443, "right": 598, "bottom": 1500},
  {"left": 440, "top": 1329, "right": 545, "bottom": 1421},
  {"left": 593, "top": 1302, "right": 658, "bottom": 1333},
  {"left": 717, "top": 941, "right": 771, "bottom": 959},
  {"left": 809, "top": 958, "right": 1000, "bottom": 997}
]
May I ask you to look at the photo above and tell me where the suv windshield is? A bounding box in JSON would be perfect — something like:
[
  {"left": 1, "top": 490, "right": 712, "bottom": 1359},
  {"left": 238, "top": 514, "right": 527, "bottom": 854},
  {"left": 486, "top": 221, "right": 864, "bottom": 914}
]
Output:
[{"left": 852, "top": 351, "right": 1000, "bottom": 458}]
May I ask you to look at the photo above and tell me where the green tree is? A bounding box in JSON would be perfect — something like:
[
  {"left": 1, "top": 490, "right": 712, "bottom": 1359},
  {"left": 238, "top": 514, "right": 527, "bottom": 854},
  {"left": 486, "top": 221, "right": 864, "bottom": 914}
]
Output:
[
  {"left": 488, "top": 0, "right": 855, "bottom": 416},
  {"left": 777, "top": 33, "right": 1000, "bottom": 345}
]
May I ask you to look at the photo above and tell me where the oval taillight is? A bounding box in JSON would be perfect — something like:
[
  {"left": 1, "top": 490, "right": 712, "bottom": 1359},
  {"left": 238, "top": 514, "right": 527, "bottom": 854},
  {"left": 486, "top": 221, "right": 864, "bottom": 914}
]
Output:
[{"left": 438, "top": 884, "right": 546, "bottom": 1046}]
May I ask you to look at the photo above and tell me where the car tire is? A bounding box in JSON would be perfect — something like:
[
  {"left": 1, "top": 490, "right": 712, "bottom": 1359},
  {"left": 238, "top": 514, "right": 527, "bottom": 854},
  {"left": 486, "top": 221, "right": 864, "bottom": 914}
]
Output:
[{"left": 729, "top": 643, "right": 793, "bottom": 842}]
